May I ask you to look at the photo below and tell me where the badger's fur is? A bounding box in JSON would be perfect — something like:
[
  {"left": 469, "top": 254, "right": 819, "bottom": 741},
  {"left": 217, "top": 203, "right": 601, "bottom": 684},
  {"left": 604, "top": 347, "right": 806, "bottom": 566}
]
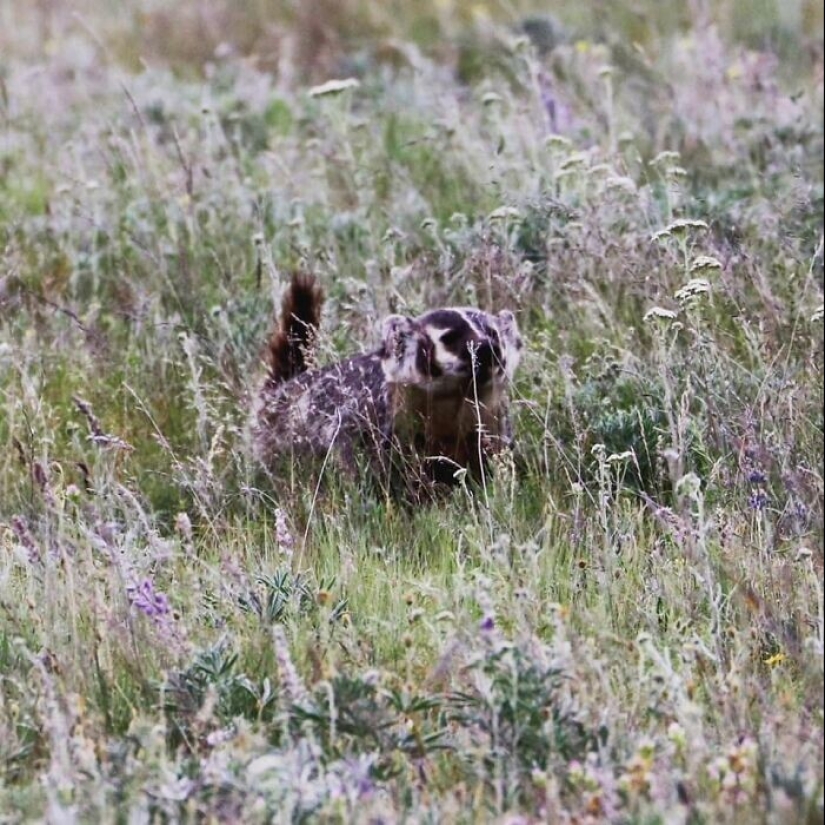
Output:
[{"left": 253, "top": 272, "right": 522, "bottom": 496}]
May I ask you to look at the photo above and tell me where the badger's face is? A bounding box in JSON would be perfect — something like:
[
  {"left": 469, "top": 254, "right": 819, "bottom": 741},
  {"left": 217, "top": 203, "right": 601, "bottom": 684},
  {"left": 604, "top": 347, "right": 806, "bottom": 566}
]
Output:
[{"left": 381, "top": 307, "right": 522, "bottom": 393}]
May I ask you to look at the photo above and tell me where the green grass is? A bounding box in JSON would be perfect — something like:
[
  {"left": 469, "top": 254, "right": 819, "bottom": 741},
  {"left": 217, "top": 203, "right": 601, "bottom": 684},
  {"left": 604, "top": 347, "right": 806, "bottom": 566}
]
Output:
[{"left": 0, "top": 0, "right": 823, "bottom": 821}]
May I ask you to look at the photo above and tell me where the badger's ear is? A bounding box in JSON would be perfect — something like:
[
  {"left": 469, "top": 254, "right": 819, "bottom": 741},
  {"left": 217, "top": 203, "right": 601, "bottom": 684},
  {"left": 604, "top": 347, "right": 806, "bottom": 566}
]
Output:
[
  {"left": 496, "top": 310, "right": 519, "bottom": 336},
  {"left": 380, "top": 314, "right": 420, "bottom": 383},
  {"left": 496, "top": 309, "right": 523, "bottom": 379},
  {"left": 380, "top": 314, "right": 415, "bottom": 354}
]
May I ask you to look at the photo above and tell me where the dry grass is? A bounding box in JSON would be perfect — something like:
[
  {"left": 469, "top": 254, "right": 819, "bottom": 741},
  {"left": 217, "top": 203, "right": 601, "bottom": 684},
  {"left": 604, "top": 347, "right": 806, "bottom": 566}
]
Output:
[{"left": 0, "top": 0, "right": 822, "bottom": 821}]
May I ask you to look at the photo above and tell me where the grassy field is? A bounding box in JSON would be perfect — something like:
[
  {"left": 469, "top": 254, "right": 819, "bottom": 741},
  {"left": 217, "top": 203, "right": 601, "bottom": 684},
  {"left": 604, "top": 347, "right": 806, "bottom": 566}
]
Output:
[{"left": 0, "top": 0, "right": 823, "bottom": 821}]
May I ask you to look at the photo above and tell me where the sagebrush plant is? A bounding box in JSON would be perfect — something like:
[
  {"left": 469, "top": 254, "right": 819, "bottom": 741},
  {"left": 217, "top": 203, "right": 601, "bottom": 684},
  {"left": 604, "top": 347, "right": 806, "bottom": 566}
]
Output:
[{"left": 0, "top": 0, "right": 823, "bottom": 821}]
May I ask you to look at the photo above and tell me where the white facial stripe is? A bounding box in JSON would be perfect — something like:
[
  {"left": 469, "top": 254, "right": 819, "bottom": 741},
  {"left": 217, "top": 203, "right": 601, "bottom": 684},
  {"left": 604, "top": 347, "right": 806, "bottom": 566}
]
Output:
[{"left": 423, "top": 325, "right": 462, "bottom": 373}]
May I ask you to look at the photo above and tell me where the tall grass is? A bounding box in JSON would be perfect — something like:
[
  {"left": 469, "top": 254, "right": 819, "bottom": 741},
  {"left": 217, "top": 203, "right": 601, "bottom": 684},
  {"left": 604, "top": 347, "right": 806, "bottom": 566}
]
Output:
[{"left": 0, "top": 0, "right": 822, "bottom": 820}]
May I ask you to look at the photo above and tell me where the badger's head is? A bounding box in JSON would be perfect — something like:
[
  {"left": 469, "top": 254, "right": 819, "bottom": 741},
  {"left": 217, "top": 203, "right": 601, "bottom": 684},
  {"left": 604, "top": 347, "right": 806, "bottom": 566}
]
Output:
[{"left": 380, "top": 307, "right": 522, "bottom": 394}]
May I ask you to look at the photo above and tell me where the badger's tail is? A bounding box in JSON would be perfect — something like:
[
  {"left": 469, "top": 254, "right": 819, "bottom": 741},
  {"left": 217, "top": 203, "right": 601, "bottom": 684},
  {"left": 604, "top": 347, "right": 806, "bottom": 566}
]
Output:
[{"left": 267, "top": 272, "right": 324, "bottom": 384}]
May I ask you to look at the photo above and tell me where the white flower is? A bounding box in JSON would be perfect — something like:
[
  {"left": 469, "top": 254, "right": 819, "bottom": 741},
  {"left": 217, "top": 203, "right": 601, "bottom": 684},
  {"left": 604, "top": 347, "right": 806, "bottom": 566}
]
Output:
[
  {"left": 690, "top": 255, "right": 723, "bottom": 272},
  {"left": 246, "top": 754, "right": 283, "bottom": 780},
  {"left": 488, "top": 206, "right": 521, "bottom": 221},
  {"left": 274, "top": 508, "right": 294, "bottom": 558},
  {"left": 607, "top": 450, "right": 635, "bottom": 463},
  {"left": 544, "top": 134, "right": 572, "bottom": 149},
  {"left": 481, "top": 91, "right": 503, "bottom": 106},
  {"left": 651, "top": 218, "right": 709, "bottom": 242},
  {"left": 643, "top": 306, "right": 678, "bottom": 322},
  {"left": 650, "top": 150, "right": 682, "bottom": 168},
  {"left": 604, "top": 175, "right": 637, "bottom": 193},
  {"left": 558, "top": 152, "right": 588, "bottom": 170},
  {"left": 675, "top": 472, "right": 702, "bottom": 499},
  {"left": 675, "top": 278, "right": 711, "bottom": 304},
  {"left": 308, "top": 78, "right": 360, "bottom": 98}
]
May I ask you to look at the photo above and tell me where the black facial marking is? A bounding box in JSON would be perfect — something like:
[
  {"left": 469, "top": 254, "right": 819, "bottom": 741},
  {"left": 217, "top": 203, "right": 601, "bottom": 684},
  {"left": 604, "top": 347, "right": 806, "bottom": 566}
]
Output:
[
  {"left": 424, "top": 309, "right": 465, "bottom": 328},
  {"left": 473, "top": 341, "right": 495, "bottom": 383},
  {"left": 416, "top": 337, "right": 443, "bottom": 378},
  {"left": 439, "top": 327, "right": 465, "bottom": 351}
]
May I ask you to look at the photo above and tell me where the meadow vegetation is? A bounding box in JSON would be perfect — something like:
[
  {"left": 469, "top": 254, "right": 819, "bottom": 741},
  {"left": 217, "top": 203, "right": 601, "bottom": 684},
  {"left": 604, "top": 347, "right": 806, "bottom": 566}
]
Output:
[{"left": 0, "top": 0, "right": 823, "bottom": 821}]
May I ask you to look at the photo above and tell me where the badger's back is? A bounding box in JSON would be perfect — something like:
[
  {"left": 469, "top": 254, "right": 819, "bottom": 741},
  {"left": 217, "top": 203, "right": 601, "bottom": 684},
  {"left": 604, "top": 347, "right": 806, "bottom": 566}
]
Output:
[{"left": 255, "top": 350, "right": 391, "bottom": 466}]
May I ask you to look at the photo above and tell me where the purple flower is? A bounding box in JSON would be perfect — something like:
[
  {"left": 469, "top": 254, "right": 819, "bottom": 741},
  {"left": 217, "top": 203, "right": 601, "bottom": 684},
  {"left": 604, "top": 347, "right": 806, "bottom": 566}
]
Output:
[
  {"left": 127, "top": 577, "right": 171, "bottom": 620},
  {"left": 748, "top": 490, "right": 769, "bottom": 511},
  {"left": 480, "top": 615, "right": 496, "bottom": 632},
  {"left": 747, "top": 470, "right": 767, "bottom": 485},
  {"left": 274, "top": 508, "right": 295, "bottom": 558}
]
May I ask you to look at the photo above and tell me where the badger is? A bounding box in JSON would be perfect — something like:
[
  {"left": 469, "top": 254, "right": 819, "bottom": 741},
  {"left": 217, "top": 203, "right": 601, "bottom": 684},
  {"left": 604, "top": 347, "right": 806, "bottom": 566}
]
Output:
[{"left": 253, "top": 272, "right": 522, "bottom": 497}]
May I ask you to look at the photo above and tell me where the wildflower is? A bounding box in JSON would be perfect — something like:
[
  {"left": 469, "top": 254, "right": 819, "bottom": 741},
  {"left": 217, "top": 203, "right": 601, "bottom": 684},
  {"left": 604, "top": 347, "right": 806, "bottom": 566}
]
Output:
[
  {"left": 690, "top": 255, "right": 723, "bottom": 272},
  {"left": 667, "top": 721, "right": 687, "bottom": 751},
  {"left": 558, "top": 152, "right": 588, "bottom": 171},
  {"left": 481, "top": 91, "right": 503, "bottom": 106},
  {"left": 643, "top": 306, "right": 678, "bottom": 323},
  {"left": 590, "top": 442, "right": 606, "bottom": 458},
  {"left": 793, "top": 500, "right": 808, "bottom": 521},
  {"left": 606, "top": 450, "right": 634, "bottom": 463},
  {"left": 153, "top": 776, "right": 194, "bottom": 802},
  {"left": 174, "top": 511, "right": 193, "bottom": 541},
  {"left": 748, "top": 490, "right": 769, "bottom": 511},
  {"left": 479, "top": 614, "right": 495, "bottom": 632},
  {"left": 620, "top": 751, "right": 653, "bottom": 796},
  {"left": 727, "top": 738, "right": 757, "bottom": 775},
  {"left": 651, "top": 218, "right": 709, "bottom": 242},
  {"left": 675, "top": 472, "right": 702, "bottom": 499},
  {"left": 650, "top": 150, "right": 682, "bottom": 168},
  {"left": 127, "top": 577, "right": 171, "bottom": 621},
  {"left": 274, "top": 508, "right": 295, "bottom": 558},
  {"left": 604, "top": 175, "right": 637, "bottom": 193},
  {"left": 487, "top": 206, "right": 521, "bottom": 221},
  {"left": 675, "top": 278, "right": 711, "bottom": 304},
  {"left": 747, "top": 469, "right": 766, "bottom": 484},
  {"left": 11, "top": 515, "right": 41, "bottom": 564},
  {"left": 308, "top": 78, "right": 360, "bottom": 98},
  {"left": 272, "top": 625, "right": 309, "bottom": 705},
  {"left": 764, "top": 652, "right": 786, "bottom": 667}
]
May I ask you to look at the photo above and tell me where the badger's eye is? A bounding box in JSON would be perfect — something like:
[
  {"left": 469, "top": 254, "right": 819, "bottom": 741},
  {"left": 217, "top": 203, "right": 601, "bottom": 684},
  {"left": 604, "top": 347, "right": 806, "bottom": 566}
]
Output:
[{"left": 439, "top": 328, "right": 464, "bottom": 350}]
